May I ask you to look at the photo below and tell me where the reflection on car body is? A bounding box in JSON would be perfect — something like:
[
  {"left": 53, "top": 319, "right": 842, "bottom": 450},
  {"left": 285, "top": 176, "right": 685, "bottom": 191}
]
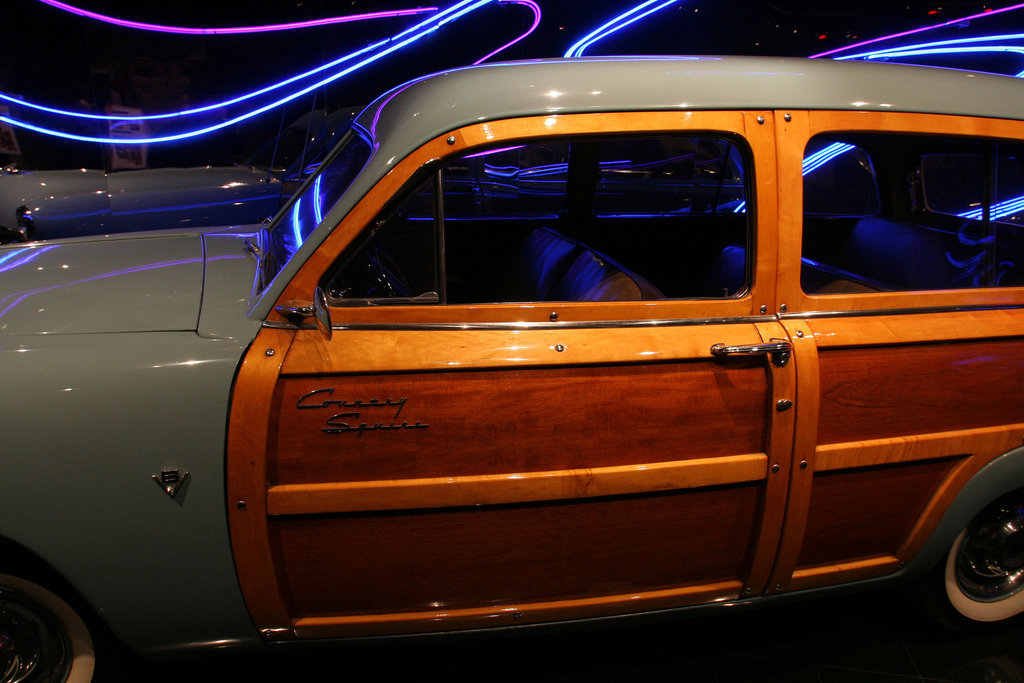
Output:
[{"left": 4, "top": 56, "right": 1024, "bottom": 682}]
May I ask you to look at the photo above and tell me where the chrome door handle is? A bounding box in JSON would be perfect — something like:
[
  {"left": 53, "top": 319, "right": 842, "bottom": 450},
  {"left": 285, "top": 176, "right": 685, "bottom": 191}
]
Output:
[{"left": 710, "top": 339, "right": 792, "bottom": 367}]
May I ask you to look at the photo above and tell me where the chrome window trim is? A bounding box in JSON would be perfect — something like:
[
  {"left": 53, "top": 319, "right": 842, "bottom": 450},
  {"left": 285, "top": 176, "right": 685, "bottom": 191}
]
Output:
[
  {"left": 261, "top": 303, "right": 1024, "bottom": 332},
  {"left": 780, "top": 304, "right": 1024, "bottom": 320},
  {"left": 262, "top": 314, "right": 777, "bottom": 332}
]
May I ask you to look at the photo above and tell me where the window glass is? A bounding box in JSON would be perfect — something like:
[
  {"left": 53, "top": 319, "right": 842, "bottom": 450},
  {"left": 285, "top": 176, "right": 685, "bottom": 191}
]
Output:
[
  {"left": 270, "top": 129, "right": 372, "bottom": 271},
  {"left": 803, "top": 140, "right": 879, "bottom": 216},
  {"left": 593, "top": 137, "right": 746, "bottom": 216},
  {"left": 325, "top": 134, "right": 752, "bottom": 306},
  {"left": 801, "top": 133, "right": 1024, "bottom": 294},
  {"left": 443, "top": 143, "right": 569, "bottom": 219},
  {"left": 324, "top": 179, "right": 438, "bottom": 304}
]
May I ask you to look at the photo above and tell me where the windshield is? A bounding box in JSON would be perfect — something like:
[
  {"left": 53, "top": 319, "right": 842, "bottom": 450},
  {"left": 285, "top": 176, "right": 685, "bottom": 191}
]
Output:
[{"left": 264, "top": 127, "right": 373, "bottom": 285}]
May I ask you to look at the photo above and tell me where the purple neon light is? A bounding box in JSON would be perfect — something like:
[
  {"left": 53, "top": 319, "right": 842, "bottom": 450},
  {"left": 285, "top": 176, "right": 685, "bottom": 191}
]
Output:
[
  {"left": 32, "top": 0, "right": 438, "bottom": 35},
  {"left": 1, "top": 0, "right": 493, "bottom": 144},
  {"left": 810, "top": 3, "right": 1024, "bottom": 59},
  {"left": 472, "top": 0, "right": 541, "bottom": 64}
]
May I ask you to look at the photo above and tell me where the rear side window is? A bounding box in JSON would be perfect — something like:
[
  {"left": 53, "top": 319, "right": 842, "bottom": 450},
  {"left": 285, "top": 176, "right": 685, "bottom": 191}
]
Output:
[
  {"left": 324, "top": 134, "right": 753, "bottom": 305},
  {"left": 801, "top": 133, "right": 1024, "bottom": 293}
]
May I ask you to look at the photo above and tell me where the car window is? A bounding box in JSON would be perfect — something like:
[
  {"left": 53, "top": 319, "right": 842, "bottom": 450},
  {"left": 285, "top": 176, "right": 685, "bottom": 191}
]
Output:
[
  {"left": 269, "top": 128, "right": 373, "bottom": 268},
  {"left": 323, "top": 134, "right": 752, "bottom": 305},
  {"left": 801, "top": 133, "right": 1024, "bottom": 293}
]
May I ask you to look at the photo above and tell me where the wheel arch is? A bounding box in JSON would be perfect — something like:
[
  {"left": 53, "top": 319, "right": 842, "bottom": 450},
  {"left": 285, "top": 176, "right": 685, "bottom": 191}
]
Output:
[{"left": 908, "top": 445, "right": 1024, "bottom": 577}]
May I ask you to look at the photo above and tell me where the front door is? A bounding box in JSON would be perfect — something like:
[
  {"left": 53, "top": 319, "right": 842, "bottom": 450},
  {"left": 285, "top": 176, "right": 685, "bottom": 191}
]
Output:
[{"left": 227, "top": 111, "right": 799, "bottom": 639}]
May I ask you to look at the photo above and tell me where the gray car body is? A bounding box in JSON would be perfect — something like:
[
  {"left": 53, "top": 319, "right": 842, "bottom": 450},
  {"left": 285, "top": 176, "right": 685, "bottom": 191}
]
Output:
[{"left": 3, "top": 56, "right": 1024, "bottom": 656}]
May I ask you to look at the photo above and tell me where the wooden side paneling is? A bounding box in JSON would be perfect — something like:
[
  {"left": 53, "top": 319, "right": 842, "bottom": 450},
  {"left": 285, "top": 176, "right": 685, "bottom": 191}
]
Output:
[
  {"left": 817, "top": 341, "right": 1024, "bottom": 446},
  {"left": 271, "top": 484, "right": 761, "bottom": 619},
  {"left": 269, "top": 360, "right": 769, "bottom": 485},
  {"left": 796, "top": 458, "right": 959, "bottom": 568}
]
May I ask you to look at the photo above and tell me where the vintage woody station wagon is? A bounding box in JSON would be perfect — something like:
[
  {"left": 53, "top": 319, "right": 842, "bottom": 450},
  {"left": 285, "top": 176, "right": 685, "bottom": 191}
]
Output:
[{"left": 5, "top": 56, "right": 1024, "bottom": 682}]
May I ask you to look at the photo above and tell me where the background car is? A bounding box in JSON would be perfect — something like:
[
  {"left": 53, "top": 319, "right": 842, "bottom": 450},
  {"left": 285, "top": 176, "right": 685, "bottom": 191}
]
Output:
[{"left": 0, "top": 107, "right": 356, "bottom": 243}]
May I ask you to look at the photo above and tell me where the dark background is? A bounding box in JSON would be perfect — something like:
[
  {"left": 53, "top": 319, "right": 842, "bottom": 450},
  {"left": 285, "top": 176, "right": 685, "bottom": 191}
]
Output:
[{"left": 3, "top": 0, "right": 1023, "bottom": 170}]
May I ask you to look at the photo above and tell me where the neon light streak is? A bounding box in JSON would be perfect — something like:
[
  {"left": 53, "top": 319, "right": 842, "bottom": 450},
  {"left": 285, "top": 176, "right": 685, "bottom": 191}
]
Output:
[
  {"left": 847, "top": 45, "right": 1024, "bottom": 77},
  {"left": 802, "top": 143, "right": 856, "bottom": 175},
  {"left": 463, "top": 145, "right": 527, "bottom": 159},
  {"left": 1, "top": 0, "right": 493, "bottom": 144},
  {"left": 291, "top": 197, "right": 304, "bottom": 248},
  {"left": 32, "top": 0, "right": 438, "bottom": 35},
  {"left": 564, "top": 0, "right": 680, "bottom": 58},
  {"left": 959, "top": 195, "right": 1024, "bottom": 221},
  {"left": 473, "top": 0, "right": 542, "bottom": 64},
  {"left": 810, "top": 3, "right": 1024, "bottom": 59},
  {"left": 0, "top": 2, "right": 470, "bottom": 123},
  {"left": 313, "top": 176, "right": 324, "bottom": 225},
  {"left": 0, "top": 247, "right": 57, "bottom": 273}
]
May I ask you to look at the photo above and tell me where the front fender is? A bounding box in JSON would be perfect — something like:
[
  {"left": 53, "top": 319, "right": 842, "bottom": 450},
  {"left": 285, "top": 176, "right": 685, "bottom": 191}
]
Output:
[{"left": 0, "top": 332, "right": 260, "bottom": 656}]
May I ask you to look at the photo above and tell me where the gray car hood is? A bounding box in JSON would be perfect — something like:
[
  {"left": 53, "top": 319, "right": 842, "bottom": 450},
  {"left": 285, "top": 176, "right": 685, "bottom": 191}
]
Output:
[{"left": 0, "top": 230, "right": 205, "bottom": 336}]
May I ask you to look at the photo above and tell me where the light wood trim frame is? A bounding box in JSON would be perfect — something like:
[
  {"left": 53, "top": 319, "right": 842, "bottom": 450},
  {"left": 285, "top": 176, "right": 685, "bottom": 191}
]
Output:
[
  {"left": 226, "top": 327, "right": 298, "bottom": 639},
  {"left": 267, "top": 453, "right": 768, "bottom": 515},
  {"left": 816, "top": 424, "right": 1024, "bottom": 472},
  {"left": 279, "top": 322, "right": 767, "bottom": 375},
  {"left": 806, "top": 310, "right": 1024, "bottom": 348},
  {"left": 765, "top": 319, "right": 820, "bottom": 593},
  {"left": 774, "top": 110, "right": 1024, "bottom": 315},
  {"left": 741, "top": 322, "right": 799, "bottom": 592},
  {"left": 272, "top": 110, "right": 780, "bottom": 324},
  {"left": 787, "top": 556, "right": 902, "bottom": 592},
  {"left": 291, "top": 580, "right": 743, "bottom": 638}
]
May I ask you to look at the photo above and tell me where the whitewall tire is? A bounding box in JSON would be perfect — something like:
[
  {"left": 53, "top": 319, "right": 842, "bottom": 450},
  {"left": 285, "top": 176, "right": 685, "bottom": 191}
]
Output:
[
  {"left": 944, "top": 495, "right": 1024, "bottom": 623},
  {"left": 0, "top": 573, "right": 94, "bottom": 683}
]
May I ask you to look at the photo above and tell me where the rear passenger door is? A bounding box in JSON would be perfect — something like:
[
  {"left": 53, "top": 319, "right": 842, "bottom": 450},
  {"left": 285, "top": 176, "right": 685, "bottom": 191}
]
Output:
[
  {"left": 228, "top": 111, "right": 798, "bottom": 640},
  {"left": 770, "top": 110, "right": 1024, "bottom": 594}
]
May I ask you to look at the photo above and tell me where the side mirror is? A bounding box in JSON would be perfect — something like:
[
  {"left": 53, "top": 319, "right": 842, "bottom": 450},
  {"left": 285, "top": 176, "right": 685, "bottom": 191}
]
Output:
[{"left": 274, "top": 286, "right": 332, "bottom": 341}]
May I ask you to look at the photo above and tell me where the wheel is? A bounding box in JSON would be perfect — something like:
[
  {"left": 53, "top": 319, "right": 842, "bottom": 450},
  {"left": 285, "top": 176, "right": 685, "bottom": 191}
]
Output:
[
  {"left": 944, "top": 493, "right": 1024, "bottom": 623},
  {"left": 0, "top": 573, "right": 94, "bottom": 683}
]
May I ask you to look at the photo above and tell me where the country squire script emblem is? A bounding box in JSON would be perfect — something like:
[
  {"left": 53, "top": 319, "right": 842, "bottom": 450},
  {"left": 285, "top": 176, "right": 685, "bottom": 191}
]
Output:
[{"left": 296, "top": 388, "right": 429, "bottom": 436}]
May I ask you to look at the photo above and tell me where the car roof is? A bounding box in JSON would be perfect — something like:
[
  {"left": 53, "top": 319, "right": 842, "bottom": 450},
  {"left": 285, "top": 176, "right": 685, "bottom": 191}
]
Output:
[{"left": 355, "top": 55, "right": 1024, "bottom": 155}]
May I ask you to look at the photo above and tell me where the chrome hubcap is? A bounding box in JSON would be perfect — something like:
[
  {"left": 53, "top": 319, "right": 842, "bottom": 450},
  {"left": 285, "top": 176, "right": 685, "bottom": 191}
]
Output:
[
  {"left": 0, "top": 586, "right": 70, "bottom": 683},
  {"left": 956, "top": 498, "right": 1024, "bottom": 602}
]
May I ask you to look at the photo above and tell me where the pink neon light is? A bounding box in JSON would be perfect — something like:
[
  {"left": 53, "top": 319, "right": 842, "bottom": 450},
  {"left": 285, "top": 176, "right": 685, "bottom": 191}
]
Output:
[
  {"left": 472, "top": 0, "right": 542, "bottom": 64},
  {"left": 32, "top": 0, "right": 438, "bottom": 35},
  {"left": 810, "top": 3, "right": 1024, "bottom": 59}
]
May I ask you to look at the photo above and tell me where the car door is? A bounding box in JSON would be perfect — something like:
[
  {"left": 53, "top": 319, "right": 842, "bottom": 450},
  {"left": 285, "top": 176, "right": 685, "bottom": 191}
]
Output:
[
  {"left": 768, "top": 110, "right": 1024, "bottom": 595},
  {"left": 225, "top": 110, "right": 801, "bottom": 640}
]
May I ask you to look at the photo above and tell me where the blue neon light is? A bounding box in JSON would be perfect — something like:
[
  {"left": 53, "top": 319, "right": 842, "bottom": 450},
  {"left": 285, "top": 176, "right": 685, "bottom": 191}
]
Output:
[
  {"left": 1, "top": 0, "right": 493, "bottom": 144},
  {"left": 564, "top": 0, "right": 680, "bottom": 58},
  {"left": 811, "top": 4, "right": 1024, "bottom": 60},
  {"left": 291, "top": 197, "right": 304, "bottom": 248},
  {"left": 959, "top": 196, "right": 1024, "bottom": 221},
  {"left": 802, "top": 143, "right": 856, "bottom": 175},
  {"left": 313, "top": 175, "right": 324, "bottom": 225}
]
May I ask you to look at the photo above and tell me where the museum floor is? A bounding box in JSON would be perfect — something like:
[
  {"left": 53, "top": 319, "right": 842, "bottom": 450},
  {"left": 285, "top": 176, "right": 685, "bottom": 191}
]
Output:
[{"left": 100, "top": 584, "right": 1024, "bottom": 682}]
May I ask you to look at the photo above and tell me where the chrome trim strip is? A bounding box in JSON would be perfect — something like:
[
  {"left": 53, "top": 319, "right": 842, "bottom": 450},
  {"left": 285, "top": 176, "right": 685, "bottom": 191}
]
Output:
[
  {"left": 780, "top": 304, "right": 1024, "bottom": 320},
  {"left": 261, "top": 303, "right": 1024, "bottom": 332},
  {"left": 262, "top": 315, "right": 778, "bottom": 332}
]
